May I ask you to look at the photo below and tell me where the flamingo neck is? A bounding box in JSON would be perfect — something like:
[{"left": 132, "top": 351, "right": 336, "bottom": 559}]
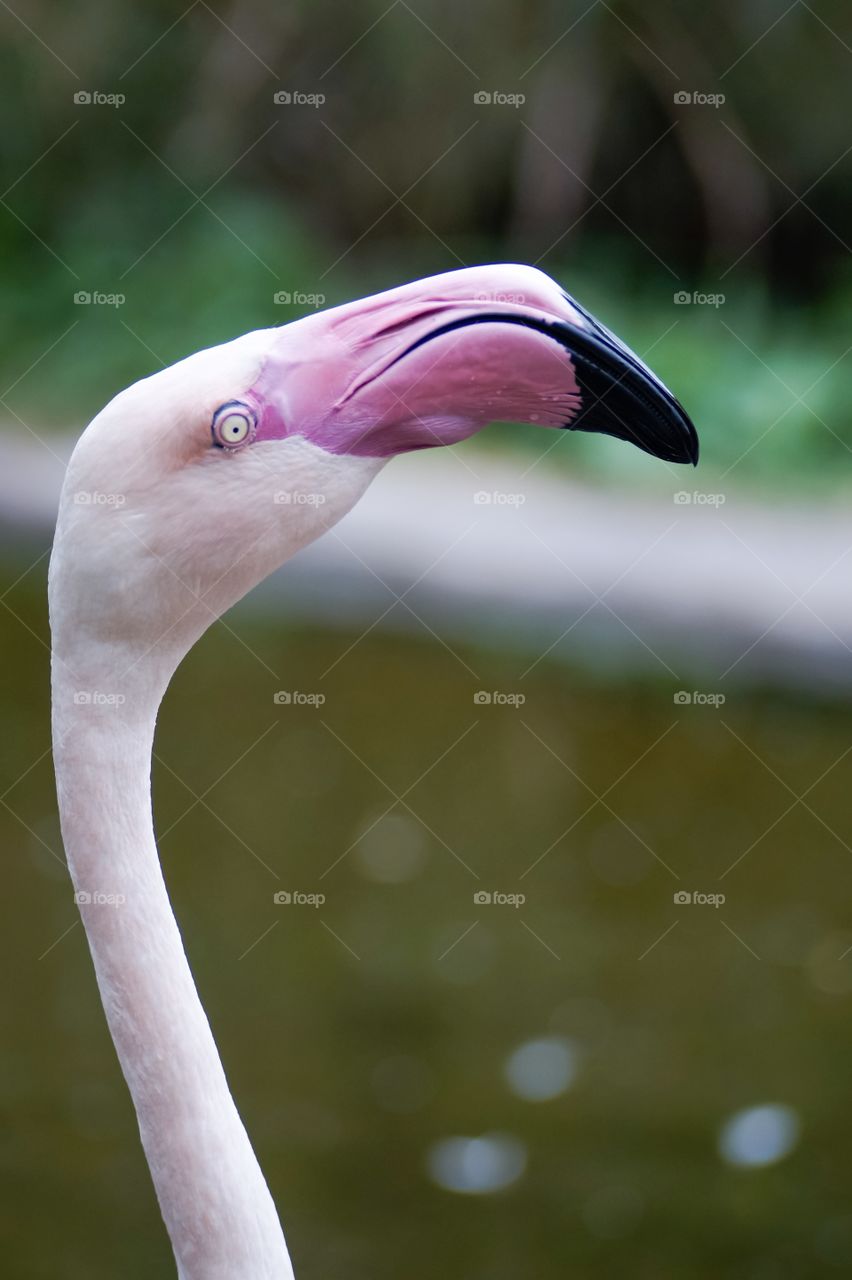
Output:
[{"left": 50, "top": 634, "right": 294, "bottom": 1280}]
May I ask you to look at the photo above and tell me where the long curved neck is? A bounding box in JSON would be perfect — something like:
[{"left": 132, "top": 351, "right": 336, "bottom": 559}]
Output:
[{"left": 51, "top": 633, "right": 294, "bottom": 1280}]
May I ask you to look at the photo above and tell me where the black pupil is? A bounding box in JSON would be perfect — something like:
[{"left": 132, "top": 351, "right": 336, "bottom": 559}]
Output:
[{"left": 215, "top": 410, "right": 250, "bottom": 445}]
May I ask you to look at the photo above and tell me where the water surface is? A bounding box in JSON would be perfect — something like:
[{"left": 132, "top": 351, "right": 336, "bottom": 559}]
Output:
[{"left": 2, "top": 555, "right": 851, "bottom": 1278}]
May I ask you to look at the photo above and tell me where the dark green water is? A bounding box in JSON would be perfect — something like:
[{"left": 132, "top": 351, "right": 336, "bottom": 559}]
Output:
[{"left": 2, "top": 553, "right": 852, "bottom": 1279}]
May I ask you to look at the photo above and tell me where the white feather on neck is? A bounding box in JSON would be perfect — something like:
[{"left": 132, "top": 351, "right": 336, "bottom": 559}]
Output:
[{"left": 51, "top": 395, "right": 383, "bottom": 1276}]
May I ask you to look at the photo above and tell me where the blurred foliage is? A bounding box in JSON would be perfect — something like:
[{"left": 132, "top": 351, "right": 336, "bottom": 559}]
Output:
[{"left": 1, "top": 0, "right": 851, "bottom": 494}]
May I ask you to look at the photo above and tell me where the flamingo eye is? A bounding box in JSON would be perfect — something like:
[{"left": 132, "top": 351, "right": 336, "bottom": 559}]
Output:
[{"left": 212, "top": 402, "right": 256, "bottom": 449}]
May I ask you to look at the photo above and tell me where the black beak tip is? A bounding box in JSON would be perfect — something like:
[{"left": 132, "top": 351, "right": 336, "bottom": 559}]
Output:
[
  {"left": 567, "top": 369, "right": 700, "bottom": 468},
  {"left": 566, "top": 328, "right": 700, "bottom": 467},
  {"left": 686, "top": 420, "right": 700, "bottom": 467},
  {"left": 668, "top": 402, "right": 700, "bottom": 466},
  {"left": 556, "top": 291, "right": 700, "bottom": 469}
]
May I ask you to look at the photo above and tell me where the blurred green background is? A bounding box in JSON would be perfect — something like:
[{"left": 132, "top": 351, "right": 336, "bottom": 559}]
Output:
[
  {"left": 2, "top": 2, "right": 852, "bottom": 1277},
  {"left": 1, "top": 0, "right": 851, "bottom": 491}
]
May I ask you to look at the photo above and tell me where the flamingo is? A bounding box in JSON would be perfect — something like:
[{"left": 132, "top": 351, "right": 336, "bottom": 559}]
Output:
[{"left": 49, "top": 264, "right": 697, "bottom": 1278}]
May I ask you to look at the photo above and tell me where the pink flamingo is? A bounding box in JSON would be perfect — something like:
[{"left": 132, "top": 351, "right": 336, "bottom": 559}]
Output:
[{"left": 49, "top": 265, "right": 696, "bottom": 1278}]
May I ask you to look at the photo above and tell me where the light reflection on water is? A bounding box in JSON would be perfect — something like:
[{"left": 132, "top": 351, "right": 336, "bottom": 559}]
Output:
[
  {"left": 504, "top": 1036, "right": 578, "bottom": 1101},
  {"left": 426, "top": 1133, "right": 527, "bottom": 1194},
  {"left": 718, "top": 1105, "right": 800, "bottom": 1168}
]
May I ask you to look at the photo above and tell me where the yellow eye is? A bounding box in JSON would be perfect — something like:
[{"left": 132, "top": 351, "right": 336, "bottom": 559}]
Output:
[{"left": 212, "top": 402, "right": 256, "bottom": 449}]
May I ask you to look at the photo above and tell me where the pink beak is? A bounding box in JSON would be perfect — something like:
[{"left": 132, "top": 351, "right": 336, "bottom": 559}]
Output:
[{"left": 251, "top": 265, "right": 698, "bottom": 466}]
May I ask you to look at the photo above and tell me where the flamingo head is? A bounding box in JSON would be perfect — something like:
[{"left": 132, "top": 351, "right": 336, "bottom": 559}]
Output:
[{"left": 51, "top": 265, "right": 697, "bottom": 671}]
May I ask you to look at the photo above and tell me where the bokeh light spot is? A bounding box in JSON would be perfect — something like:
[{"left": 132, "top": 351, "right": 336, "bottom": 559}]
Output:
[
  {"left": 504, "top": 1036, "right": 577, "bottom": 1101},
  {"left": 355, "top": 813, "right": 428, "bottom": 883},
  {"left": 718, "top": 1104, "right": 800, "bottom": 1168},
  {"left": 426, "top": 1133, "right": 527, "bottom": 1194}
]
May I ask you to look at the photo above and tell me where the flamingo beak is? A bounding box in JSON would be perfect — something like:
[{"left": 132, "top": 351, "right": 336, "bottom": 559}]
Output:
[
  {"left": 252, "top": 267, "right": 699, "bottom": 466},
  {"left": 400, "top": 304, "right": 699, "bottom": 465}
]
